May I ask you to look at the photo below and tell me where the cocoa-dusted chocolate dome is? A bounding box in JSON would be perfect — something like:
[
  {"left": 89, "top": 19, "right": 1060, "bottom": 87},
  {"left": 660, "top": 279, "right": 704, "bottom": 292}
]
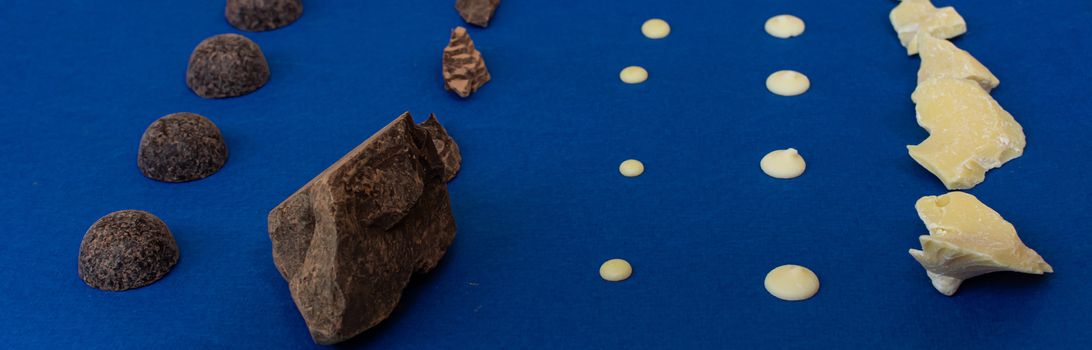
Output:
[
  {"left": 137, "top": 112, "right": 228, "bottom": 182},
  {"left": 186, "top": 33, "right": 270, "bottom": 98},
  {"left": 78, "top": 210, "right": 180, "bottom": 291},
  {"left": 225, "top": 0, "right": 303, "bottom": 32}
]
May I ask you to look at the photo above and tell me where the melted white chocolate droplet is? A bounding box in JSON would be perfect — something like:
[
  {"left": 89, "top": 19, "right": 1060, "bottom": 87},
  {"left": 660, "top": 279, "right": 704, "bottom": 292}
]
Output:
[
  {"left": 760, "top": 148, "right": 806, "bottom": 179},
  {"left": 620, "top": 66, "right": 649, "bottom": 84},
  {"left": 619, "top": 159, "right": 645, "bottom": 177},
  {"left": 642, "top": 18, "right": 671, "bottom": 39},
  {"left": 766, "top": 70, "right": 810, "bottom": 96},
  {"left": 764, "top": 264, "right": 820, "bottom": 301},
  {"left": 600, "top": 259, "right": 632, "bottom": 282},
  {"left": 765, "top": 15, "right": 805, "bottom": 39}
]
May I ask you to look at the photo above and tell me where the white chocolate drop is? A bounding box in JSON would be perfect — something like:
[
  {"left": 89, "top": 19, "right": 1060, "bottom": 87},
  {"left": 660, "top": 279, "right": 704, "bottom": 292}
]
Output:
[
  {"left": 619, "top": 66, "right": 648, "bottom": 84},
  {"left": 641, "top": 18, "right": 671, "bottom": 39},
  {"left": 766, "top": 70, "right": 810, "bottom": 96},
  {"left": 764, "top": 264, "right": 820, "bottom": 301},
  {"left": 760, "top": 148, "right": 806, "bottom": 179},
  {"left": 619, "top": 159, "right": 645, "bottom": 177},
  {"left": 600, "top": 259, "right": 632, "bottom": 282},
  {"left": 765, "top": 14, "right": 805, "bottom": 39}
]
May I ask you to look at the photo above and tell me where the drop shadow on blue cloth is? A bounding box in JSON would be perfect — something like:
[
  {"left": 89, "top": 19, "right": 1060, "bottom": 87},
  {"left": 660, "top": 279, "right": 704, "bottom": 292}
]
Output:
[{"left": 954, "top": 271, "right": 1051, "bottom": 296}]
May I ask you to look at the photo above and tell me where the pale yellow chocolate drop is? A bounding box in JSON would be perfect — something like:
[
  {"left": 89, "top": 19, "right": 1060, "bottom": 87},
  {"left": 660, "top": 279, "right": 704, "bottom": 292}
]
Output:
[
  {"left": 765, "top": 14, "right": 805, "bottom": 39},
  {"left": 600, "top": 259, "right": 632, "bottom": 282},
  {"left": 764, "top": 264, "right": 820, "bottom": 301},
  {"left": 619, "top": 159, "right": 645, "bottom": 177},
  {"left": 620, "top": 66, "right": 648, "bottom": 84},
  {"left": 760, "top": 148, "right": 806, "bottom": 179},
  {"left": 766, "top": 70, "right": 810, "bottom": 96},
  {"left": 641, "top": 19, "right": 671, "bottom": 39}
]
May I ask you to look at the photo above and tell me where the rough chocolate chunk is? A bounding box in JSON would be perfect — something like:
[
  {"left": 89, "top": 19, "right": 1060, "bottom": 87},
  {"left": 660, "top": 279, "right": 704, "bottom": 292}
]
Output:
[
  {"left": 78, "top": 210, "right": 180, "bottom": 291},
  {"left": 419, "top": 114, "right": 462, "bottom": 181},
  {"left": 442, "top": 27, "right": 491, "bottom": 98},
  {"left": 186, "top": 33, "right": 270, "bottom": 98},
  {"left": 455, "top": 0, "right": 500, "bottom": 27},
  {"left": 137, "top": 112, "right": 228, "bottom": 182},
  {"left": 268, "top": 112, "right": 460, "bottom": 344},
  {"left": 225, "top": 0, "right": 304, "bottom": 32}
]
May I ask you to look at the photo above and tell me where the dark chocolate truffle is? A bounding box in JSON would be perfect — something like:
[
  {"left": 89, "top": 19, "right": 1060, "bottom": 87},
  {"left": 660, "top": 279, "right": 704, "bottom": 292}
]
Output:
[
  {"left": 225, "top": 0, "right": 303, "bottom": 32},
  {"left": 78, "top": 210, "right": 180, "bottom": 291},
  {"left": 137, "top": 112, "right": 228, "bottom": 182},
  {"left": 186, "top": 33, "right": 270, "bottom": 98},
  {"left": 455, "top": 0, "right": 499, "bottom": 27}
]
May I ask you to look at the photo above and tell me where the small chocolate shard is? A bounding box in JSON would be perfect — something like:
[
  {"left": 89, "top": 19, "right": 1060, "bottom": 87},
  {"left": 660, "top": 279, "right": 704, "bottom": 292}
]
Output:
[
  {"left": 442, "top": 27, "right": 491, "bottom": 98},
  {"left": 268, "top": 112, "right": 460, "bottom": 344},
  {"left": 419, "top": 114, "right": 462, "bottom": 181},
  {"left": 455, "top": 0, "right": 500, "bottom": 27},
  {"left": 78, "top": 210, "right": 180, "bottom": 291},
  {"left": 138, "top": 112, "right": 229, "bottom": 182},
  {"left": 186, "top": 33, "right": 270, "bottom": 99},
  {"left": 225, "top": 0, "right": 304, "bottom": 32}
]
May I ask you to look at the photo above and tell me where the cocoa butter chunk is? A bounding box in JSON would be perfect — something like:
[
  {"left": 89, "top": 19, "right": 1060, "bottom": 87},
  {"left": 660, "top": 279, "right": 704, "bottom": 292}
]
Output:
[
  {"left": 186, "top": 33, "right": 270, "bottom": 98},
  {"left": 442, "top": 27, "right": 491, "bottom": 98},
  {"left": 225, "top": 0, "right": 303, "bottom": 32},
  {"left": 268, "top": 112, "right": 461, "bottom": 344},
  {"left": 455, "top": 0, "right": 499, "bottom": 27},
  {"left": 78, "top": 210, "right": 180, "bottom": 291},
  {"left": 137, "top": 112, "right": 228, "bottom": 183}
]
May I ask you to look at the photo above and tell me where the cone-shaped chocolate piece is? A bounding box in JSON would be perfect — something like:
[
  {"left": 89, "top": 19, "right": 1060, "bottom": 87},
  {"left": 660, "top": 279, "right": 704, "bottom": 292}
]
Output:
[
  {"left": 226, "top": 0, "right": 303, "bottom": 32},
  {"left": 78, "top": 210, "right": 180, "bottom": 291},
  {"left": 442, "top": 27, "right": 490, "bottom": 98},
  {"left": 186, "top": 33, "right": 270, "bottom": 98},
  {"left": 138, "top": 112, "right": 228, "bottom": 182}
]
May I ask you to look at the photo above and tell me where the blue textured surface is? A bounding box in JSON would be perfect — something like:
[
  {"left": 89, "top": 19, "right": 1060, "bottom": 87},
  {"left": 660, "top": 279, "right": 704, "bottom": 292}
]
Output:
[{"left": 2, "top": 0, "right": 1091, "bottom": 348}]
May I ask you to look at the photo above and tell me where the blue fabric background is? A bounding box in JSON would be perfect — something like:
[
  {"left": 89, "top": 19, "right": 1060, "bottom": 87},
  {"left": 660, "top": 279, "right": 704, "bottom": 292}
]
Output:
[{"left": 1, "top": 0, "right": 1090, "bottom": 348}]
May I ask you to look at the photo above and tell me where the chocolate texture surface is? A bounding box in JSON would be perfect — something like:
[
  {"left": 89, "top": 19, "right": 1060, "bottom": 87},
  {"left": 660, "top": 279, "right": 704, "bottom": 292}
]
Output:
[{"left": 78, "top": 210, "right": 180, "bottom": 291}]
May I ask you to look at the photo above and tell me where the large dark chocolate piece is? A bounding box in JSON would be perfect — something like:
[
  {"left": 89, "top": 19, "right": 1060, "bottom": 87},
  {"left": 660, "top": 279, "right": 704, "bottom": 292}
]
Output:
[
  {"left": 442, "top": 27, "right": 490, "bottom": 98},
  {"left": 186, "top": 33, "right": 270, "bottom": 98},
  {"left": 455, "top": 0, "right": 500, "bottom": 27},
  {"left": 225, "top": 0, "right": 303, "bottom": 32},
  {"left": 137, "top": 112, "right": 228, "bottom": 182},
  {"left": 268, "top": 112, "right": 460, "bottom": 344},
  {"left": 78, "top": 210, "right": 180, "bottom": 291}
]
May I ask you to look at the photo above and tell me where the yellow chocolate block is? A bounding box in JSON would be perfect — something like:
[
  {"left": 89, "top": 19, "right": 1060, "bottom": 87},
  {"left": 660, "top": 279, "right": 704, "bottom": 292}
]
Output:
[
  {"left": 890, "top": 0, "right": 966, "bottom": 55},
  {"left": 909, "top": 192, "right": 1052, "bottom": 296},
  {"left": 917, "top": 33, "right": 999, "bottom": 91},
  {"left": 908, "top": 78, "right": 1024, "bottom": 190}
]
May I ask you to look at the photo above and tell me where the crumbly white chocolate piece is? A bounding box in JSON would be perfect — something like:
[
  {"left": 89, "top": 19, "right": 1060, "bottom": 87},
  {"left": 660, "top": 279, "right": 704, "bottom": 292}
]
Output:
[
  {"left": 600, "top": 259, "right": 633, "bottom": 282},
  {"left": 909, "top": 192, "right": 1052, "bottom": 296},
  {"left": 908, "top": 78, "right": 1024, "bottom": 190},
  {"left": 890, "top": 0, "right": 966, "bottom": 55},
  {"left": 641, "top": 18, "right": 670, "bottom": 39},
  {"left": 620, "top": 66, "right": 648, "bottom": 84},
  {"left": 917, "top": 33, "right": 999, "bottom": 91},
  {"left": 764, "top": 14, "right": 805, "bottom": 39},
  {"left": 760, "top": 148, "right": 806, "bottom": 179},
  {"left": 619, "top": 159, "right": 645, "bottom": 177},
  {"left": 765, "top": 70, "right": 810, "bottom": 96},
  {"left": 764, "top": 265, "right": 820, "bottom": 301}
]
